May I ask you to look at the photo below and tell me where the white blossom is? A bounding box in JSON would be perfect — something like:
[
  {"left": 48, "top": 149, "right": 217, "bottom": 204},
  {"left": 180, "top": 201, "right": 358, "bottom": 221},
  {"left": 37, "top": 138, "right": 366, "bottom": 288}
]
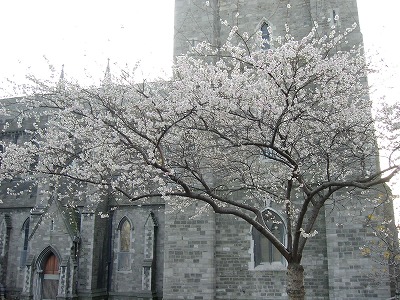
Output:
[{"left": 0, "top": 23, "right": 398, "bottom": 277}]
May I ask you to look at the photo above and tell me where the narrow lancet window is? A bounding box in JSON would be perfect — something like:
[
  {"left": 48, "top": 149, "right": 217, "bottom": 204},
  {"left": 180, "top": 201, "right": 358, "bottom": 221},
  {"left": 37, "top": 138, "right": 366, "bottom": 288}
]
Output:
[
  {"left": 118, "top": 217, "right": 132, "bottom": 271},
  {"left": 21, "top": 218, "right": 30, "bottom": 267},
  {"left": 120, "top": 218, "right": 131, "bottom": 252},
  {"left": 261, "top": 22, "right": 270, "bottom": 49},
  {"left": 253, "top": 209, "right": 285, "bottom": 267}
]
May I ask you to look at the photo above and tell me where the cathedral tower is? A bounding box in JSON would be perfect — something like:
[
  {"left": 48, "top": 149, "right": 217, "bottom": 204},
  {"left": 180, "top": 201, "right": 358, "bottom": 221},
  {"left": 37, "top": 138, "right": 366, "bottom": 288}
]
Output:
[
  {"left": 174, "top": 0, "right": 362, "bottom": 57},
  {"left": 169, "top": 1, "right": 395, "bottom": 299}
]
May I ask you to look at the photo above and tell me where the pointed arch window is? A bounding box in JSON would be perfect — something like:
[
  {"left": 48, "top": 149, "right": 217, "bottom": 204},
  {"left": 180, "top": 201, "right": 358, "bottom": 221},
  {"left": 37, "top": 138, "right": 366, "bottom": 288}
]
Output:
[
  {"left": 120, "top": 218, "right": 131, "bottom": 251},
  {"left": 118, "top": 217, "right": 132, "bottom": 271},
  {"left": 252, "top": 209, "right": 286, "bottom": 267},
  {"left": 261, "top": 22, "right": 270, "bottom": 50},
  {"left": 20, "top": 218, "right": 30, "bottom": 267}
]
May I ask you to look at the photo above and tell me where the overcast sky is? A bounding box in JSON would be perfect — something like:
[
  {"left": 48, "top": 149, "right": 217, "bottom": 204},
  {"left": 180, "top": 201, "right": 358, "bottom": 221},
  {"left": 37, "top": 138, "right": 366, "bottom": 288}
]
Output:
[
  {"left": 0, "top": 1, "right": 398, "bottom": 98},
  {"left": 358, "top": 1, "right": 399, "bottom": 103},
  {"left": 0, "top": 0, "right": 175, "bottom": 94}
]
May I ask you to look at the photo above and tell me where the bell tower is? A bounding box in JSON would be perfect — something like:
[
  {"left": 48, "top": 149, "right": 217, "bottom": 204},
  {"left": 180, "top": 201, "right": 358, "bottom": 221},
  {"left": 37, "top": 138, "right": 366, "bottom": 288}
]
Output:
[
  {"left": 173, "top": 0, "right": 362, "bottom": 57},
  {"left": 170, "top": 1, "right": 395, "bottom": 300}
]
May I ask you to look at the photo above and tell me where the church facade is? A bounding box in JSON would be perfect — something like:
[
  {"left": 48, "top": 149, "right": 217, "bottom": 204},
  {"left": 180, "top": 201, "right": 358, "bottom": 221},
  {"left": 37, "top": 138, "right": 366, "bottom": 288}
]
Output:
[{"left": 0, "top": 1, "right": 396, "bottom": 299}]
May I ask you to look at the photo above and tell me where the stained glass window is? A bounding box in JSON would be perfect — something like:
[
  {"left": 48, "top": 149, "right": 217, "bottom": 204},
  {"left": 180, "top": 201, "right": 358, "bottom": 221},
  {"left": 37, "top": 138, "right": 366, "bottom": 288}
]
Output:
[
  {"left": 120, "top": 219, "right": 131, "bottom": 252},
  {"left": 118, "top": 218, "right": 132, "bottom": 271}
]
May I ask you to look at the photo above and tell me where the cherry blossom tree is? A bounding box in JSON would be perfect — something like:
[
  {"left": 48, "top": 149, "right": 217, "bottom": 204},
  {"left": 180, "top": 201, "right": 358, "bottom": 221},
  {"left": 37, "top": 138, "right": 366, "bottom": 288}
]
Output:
[
  {"left": 1, "top": 24, "right": 399, "bottom": 300},
  {"left": 361, "top": 205, "right": 400, "bottom": 296}
]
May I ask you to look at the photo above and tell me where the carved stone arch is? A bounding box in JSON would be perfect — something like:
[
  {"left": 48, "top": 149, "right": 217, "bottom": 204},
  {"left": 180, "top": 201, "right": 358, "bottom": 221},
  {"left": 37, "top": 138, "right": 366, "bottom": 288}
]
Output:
[
  {"left": 118, "top": 216, "right": 133, "bottom": 252},
  {"left": 144, "top": 212, "right": 158, "bottom": 260},
  {"left": 117, "top": 216, "right": 132, "bottom": 271},
  {"left": 33, "top": 245, "right": 61, "bottom": 300},
  {"left": 257, "top": 17, "right": 276, "bottom": 32},
  {"left": 21, "top": 217, "right": 30, "bottom": 231},
  {"left": 247, "top": 208, "right": 287, "bottom": 239},
  {"left": 256, "top": 17, "right": 275, "bottom": 49},
  {"left": 144, "top": 211, "right": 158, "bottom": 228},
  {"left": 117, "top": 215, "right": 133, "bottom": 231},
  {"left": 261, "top": 207, "right": 287, "bottom": 235},
  {"left": 36, "top": 245, "right": 62, "bottom": 270}
]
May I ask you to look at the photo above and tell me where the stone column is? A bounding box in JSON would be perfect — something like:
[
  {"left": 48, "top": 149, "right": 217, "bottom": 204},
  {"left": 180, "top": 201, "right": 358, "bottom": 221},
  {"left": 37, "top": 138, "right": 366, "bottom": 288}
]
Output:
[
  {"left": 20, "top": 257, "right": 34, "bottom": 300},
  {"left": 0, "top": 215, "right": 11, "bottom": 291},
  {"left": 57, "top": 259, "right": 69, "bottom": 299},
  {"left": 68, "top": 259, "right": 78, "bottom": 299}
]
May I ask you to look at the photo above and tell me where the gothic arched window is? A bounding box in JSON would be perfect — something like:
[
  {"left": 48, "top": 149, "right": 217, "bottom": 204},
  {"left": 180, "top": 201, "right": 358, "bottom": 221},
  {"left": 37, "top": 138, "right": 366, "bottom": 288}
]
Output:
[
  {"left": 118, "top": 217, "right": 132, "bottom": 271},
  {"left": 20, "top": 218, "right": 30, "bottom": 267},
  {"left": 252, "top": 209, "right": 286, "bottom": 267},
  {"left": 120, "top": 218, "right": 131, "bottom": 252},
  {"left": 261, "top": 22, "right": 270, "bottom": 50}
]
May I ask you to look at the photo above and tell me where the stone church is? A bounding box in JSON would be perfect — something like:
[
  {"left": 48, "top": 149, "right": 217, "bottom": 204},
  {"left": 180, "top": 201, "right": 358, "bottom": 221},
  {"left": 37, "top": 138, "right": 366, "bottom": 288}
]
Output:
[{"left": 0, "top": 0, "right": 396, "bottom": 299}]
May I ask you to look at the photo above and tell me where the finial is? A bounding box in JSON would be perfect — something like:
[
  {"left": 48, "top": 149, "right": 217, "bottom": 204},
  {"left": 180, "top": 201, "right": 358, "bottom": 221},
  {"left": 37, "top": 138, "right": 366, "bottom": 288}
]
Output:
[
  {"left": 60, "top": 64, "right": 65, "bottom": 80},
  {"left": 103, "top": 59, "right": 112, "bottom": 86},
  {"left": 57, "top": 64, "right": 65, "bottom": 91},
  {"left": 105, "top": 58, "right": 110, "bottom": 74}
]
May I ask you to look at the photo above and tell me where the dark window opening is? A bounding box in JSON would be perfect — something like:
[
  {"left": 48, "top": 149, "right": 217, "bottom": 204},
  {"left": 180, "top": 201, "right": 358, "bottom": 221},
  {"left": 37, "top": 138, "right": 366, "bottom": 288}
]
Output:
[
  {"left": 253, "top": 209, "right": 285, "bottom": 266},
  {"left": 261, "top": 23, "right": 270, "bottom": 49}
]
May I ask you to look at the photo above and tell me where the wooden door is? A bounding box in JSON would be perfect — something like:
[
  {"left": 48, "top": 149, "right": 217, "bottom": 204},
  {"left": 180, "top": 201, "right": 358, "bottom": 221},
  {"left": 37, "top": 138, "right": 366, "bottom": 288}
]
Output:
[{"left": 42, "top": 253, "right": 59, "bottom": 299}]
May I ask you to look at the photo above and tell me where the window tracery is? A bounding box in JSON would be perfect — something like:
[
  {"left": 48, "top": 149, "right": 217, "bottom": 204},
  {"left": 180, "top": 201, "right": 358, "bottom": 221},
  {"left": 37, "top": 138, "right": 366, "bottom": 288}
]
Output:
[
  {"left": 117, "top": 217, "right": 132, "bottom": 271},
  {"left": 252, "top": 209, "right": 286, "bottom": 268}
]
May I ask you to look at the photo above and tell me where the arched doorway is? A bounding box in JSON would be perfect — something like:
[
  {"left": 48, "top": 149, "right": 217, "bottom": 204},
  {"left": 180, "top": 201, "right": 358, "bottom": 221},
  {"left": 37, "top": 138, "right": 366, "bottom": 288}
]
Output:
[{"left": 42, "top": 253, "right": 59, "bottom": 299}]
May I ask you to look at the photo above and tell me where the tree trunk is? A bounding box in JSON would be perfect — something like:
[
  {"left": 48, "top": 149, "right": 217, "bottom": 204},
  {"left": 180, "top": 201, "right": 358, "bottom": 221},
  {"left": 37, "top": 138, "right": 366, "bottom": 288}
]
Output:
[{"left": 286, "top": 262, "right": 305, "bottom": 300}]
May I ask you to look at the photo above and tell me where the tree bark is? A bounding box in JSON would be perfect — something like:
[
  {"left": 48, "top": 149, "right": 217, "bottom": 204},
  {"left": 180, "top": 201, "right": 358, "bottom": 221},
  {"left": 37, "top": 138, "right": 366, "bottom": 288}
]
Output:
[{"left": 287, "top": 263, "right": 305, "bottom": 300}]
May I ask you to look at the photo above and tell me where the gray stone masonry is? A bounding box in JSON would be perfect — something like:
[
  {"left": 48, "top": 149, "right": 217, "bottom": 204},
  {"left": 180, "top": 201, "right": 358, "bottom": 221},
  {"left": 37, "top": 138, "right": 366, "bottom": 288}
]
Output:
[
  {"left": 163, "top": 202, "right": 215, "bottom": 300},
  {"left": 174, "top": 0, "right": 364, "bottom": 57},
  {"left": 109, "top": 203, "right": 165, "bottom": 300},
  {"left": 324, "top": 194, "right": 391, "bottom": 299},
  {"left": 172, "top": 0, "right": 394, "bottom": 299}
]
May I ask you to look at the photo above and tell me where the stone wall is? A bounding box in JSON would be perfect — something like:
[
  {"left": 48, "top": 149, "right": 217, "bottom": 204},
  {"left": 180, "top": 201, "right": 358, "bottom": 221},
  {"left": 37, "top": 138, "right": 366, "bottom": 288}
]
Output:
[
  {"left": 163, "top": 203, "right": 215, "bottom": 300},
  {"left": 0, "top": 208, "right": 34, "bottom": 297},
  {"left": 324, "top": 195, "right": 391, "bottom": 299},
  {"left": 110, "top": 203, "right": 165, "bottom": 300}
]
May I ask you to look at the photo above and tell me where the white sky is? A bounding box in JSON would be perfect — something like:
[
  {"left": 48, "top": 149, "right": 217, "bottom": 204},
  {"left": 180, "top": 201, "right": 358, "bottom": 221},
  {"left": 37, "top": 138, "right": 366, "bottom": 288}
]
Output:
[
  {"left": 0, "top": 1, "right": 398, "bottom": 97},
  {"left": 357, "top": 1, "right": 400, "bottom": 212},
  {"left": 0, "top": 0, "right": 399, "bottom": 204},
  {"left": 358, "top": 1, "right": 399, "bottom": 103},
  {"left": 0, "top": 0, "right": 175, "bottom": 93}
]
